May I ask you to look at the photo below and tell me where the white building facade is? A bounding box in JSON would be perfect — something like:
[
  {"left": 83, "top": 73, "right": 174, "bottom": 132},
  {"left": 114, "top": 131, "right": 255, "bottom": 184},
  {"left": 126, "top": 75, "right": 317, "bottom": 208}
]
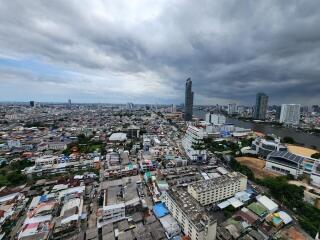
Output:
[
  {"left": 187, "top": 172, "right": 247, "bottom": 206},
  {"left": 182, "top": 125, "right": 207, "bottom": 163},
  {"left": 205, "top": 113, "right": 226, "bottom": 125},
  {"left": 228, "top": 103, "right": 237, "bottom": 115},
  {"left": 163, "top": 190, "right": 217, "bottom": 240},
  {"left": 280, "top": 104, "right": 301, "bottom": 125},
  {"left": 266, "top": 151, "right": 320, "bottom": 187}
]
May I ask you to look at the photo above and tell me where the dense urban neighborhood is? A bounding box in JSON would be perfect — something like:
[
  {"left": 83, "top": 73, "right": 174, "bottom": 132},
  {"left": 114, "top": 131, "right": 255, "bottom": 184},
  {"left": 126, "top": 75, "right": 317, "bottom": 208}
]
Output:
[
  {"left": 1, "top": 1, "right": 320, "bottom": 239},
  {"left": 0, "top": 99, "right": 319, "bottom": 240}
]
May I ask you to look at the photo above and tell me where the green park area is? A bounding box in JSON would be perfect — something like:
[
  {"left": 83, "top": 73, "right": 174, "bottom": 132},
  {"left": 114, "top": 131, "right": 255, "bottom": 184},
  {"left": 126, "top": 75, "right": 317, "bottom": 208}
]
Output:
[
  {"left": 0, "top": 159, "right": 33, "bottom": 187},
  {"left": 204, "top": 137, "right": 254, "bottom": 154},
  {"left": 63, "top": 134, "right": 106, "bottom": 155}
]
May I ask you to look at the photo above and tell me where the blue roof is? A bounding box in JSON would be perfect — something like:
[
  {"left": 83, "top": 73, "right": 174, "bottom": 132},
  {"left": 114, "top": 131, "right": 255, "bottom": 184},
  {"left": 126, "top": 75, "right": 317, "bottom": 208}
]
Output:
[
  {"left": 172, "top": 236, "right": 181, "bottom": 240},
  {"left": 40, "top": 195, "right": 47, "bottom": 202},
  {"left": 246, "top": 188, "right": 255, "bottom": 195},
  {"left": 153, "top": 202, "right": 169, "bottom": 218}
]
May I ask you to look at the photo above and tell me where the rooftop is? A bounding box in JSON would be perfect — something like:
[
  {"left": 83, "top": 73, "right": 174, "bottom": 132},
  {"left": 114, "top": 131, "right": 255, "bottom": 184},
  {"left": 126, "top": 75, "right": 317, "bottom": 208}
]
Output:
[
  {"left": 109, "top": 133, "right": 127, "bottom": 141},
  {"left": 189, "top": 172, "right": 246, "bottom": 193},
  {"left": 166, "top": 189, "right": 215, "bottom": 231}
]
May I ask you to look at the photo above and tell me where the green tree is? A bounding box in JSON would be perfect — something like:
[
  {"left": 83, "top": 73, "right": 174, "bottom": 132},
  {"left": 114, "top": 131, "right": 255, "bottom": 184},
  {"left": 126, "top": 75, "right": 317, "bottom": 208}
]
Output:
[
  {"left": 311, "top": 152, "right": 320, "bottom": 159},
  {"left": 281, "top": 136, "right": 295, "bottom": 144},
  {"left": 229, "top": 158, "right": 254, "bottom": 180},
  {"left": 7, "top": 171, "right": 27, "bottom": 186}
]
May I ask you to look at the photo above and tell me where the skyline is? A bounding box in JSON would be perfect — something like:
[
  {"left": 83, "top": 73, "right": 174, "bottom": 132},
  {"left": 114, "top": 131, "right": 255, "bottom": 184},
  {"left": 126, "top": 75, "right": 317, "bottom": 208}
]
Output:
[{"left": 1, "top": 1, "right": 320, "bottom": 105}]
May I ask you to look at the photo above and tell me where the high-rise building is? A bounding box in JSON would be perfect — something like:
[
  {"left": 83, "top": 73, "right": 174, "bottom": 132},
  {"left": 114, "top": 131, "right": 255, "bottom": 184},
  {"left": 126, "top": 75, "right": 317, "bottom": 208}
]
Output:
[
  {"left": 182, "top": 125, "right": 206, "bottom": 163},
  {"left": 280, "top": 104, "right": 301, "bottom": 125},
  {"left": 312, "top": 105, "right": 319, "bottom": 113},
  {"left": 184, "top": 78, "right": 194, "bottom": 121},
  {"left": 300, "top": 106, "right": 309, "bottom": 113},
  {"left": 254, "top": 93, "right": 268, "bottom": 120},
  {"left": 126, "top": 102, "right": 134, "bottom": 110},
  {"left": 68, "top": 99, "right": 72, "bottom": 109},
  {"left": 227, "top": 103, "right": 237, "bottom": 115},
  {"left": 205, "top": 113, "right": 226, "bottom": 125},
  {"left": 275, "top": 105, "right": 281, "bottom": 121},
  {"left": 29, "top": 101, "right": 35, "bottom": 107},
  {"left": 237, "top": 105, "right": 246, "bottom": 115}
]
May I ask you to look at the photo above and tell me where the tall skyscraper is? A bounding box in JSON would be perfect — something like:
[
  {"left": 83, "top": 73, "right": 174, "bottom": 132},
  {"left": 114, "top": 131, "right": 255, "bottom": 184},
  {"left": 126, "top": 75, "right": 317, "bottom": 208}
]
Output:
[
  {"left": 184, "top": 78, "right": 194, "bottom": 121},
  {"left": 127, "top": 102, "right": 134, "bottom": 110},
  {"left": 254, "top": 92, "right": 268, "bottom": 120},
  {"left": 280, "top": 104, "right": 301, "bottom": 125},
  {"left": 312, "top": 105, "right": 320, "bottom": 113},
  {"left": 29, "top": 101, "right": 35, "bottom": 107},
  {"left": 68, "top": 99, "right": 72, "bottom": 109}
]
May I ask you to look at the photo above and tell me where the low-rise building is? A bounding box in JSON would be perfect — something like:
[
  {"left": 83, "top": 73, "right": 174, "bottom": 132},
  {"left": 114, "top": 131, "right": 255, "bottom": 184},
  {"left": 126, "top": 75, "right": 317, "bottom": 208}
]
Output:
[
  {"left": 249, "top": 137, "right": 287, "bottom": 158},
  {"left": 97, "top": 176, "right": 142, "bottom": 227},
  {"left": 18, "top": 194, "right": 58, "bottom": 240},
  {"left": 53, "top": 186, "right": 85, "bottom": 239},
  {"left": 266, "top": 150, "right": 320, "bottom": 186},
  {"left": 139, "top": 159, "right": 157, "bottom": 172},
  {"left": 48, "top": 142, "right": 67, "bottom": 151},
  {"left": 22, "top": 155, "right": 96, "bottom": 176},
  {"left": 109, "top": 133, "right": 127, "bottom": 142}
]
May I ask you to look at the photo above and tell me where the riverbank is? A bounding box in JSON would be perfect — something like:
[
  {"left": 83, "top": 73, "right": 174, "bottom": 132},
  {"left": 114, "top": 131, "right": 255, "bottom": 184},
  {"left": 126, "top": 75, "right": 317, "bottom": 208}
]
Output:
[
  {"left": 193, "top": 110, "right": 320, "bottom": 149},
  {"left": 227, "top": 118, "right": 320, "bottom": 150}
]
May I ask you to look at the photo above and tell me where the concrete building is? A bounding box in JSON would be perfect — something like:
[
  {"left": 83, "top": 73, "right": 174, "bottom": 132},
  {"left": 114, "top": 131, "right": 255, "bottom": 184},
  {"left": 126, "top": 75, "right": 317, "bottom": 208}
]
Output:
[
  {"left": 97, "top": 176, "right": 142, "bottom": 227},
  {"left": 48, "top": 142, "right": 67, "bottom": 151},
  {"left": 7, "top": 140, "right": 21, "bottom": 149},
  {"left": 274, "top": 105, "right": 281, "bottom": 121},
  {"left": 266, "top": 151, "right": 320, "bottom": 186},
  {"left": 67, "top": 99, "right": 72, "bottom": 109},
  {"left": 237, "top": 105, "right": 246, "bottom": 115},
  {"left": 53, "top": 186, "right": 85, "bottom": 239},
  {"left": 127, "top": 102, "right": 134, "bottom": 110},
  {"left": 187, "top": 172, "right": 247, "bottom": 206},
  {"left": 109, "top": 133, "right": 127, "bottom": 142},
  {"left": 280, "top": 104, "right": 301, "bottom": 125},
  {"left": 254, "top": 93, "right": 268, "bottom": 120},
  {"left": 182, "top": 125, "right": 207, "bottom": 163},
  {"left": 99, "top": 181, "right": 126, "bottom": 226},
  {"left": 205, "top": 113, "right": 226, "bottom": 125},
  {"left": 18, "top": 193, "right": 58, "bottom": 240},
  {"left": 249, "top": 137, "right": 287, "bottom": 158},
  {"left": 163, "top": 189, "right": 217, "bottom": 240},
  {"left": 22, "top": 155, "right": 97, "bottom": 176},
  {"left": 184, "top": 78, "right": 194, "bottom": 121},
  {"left": 227, "top": 103, "right": 237, "bottom": 115},
  {"left": 127, "top": 125, "right": 140, "bottom": 139}
]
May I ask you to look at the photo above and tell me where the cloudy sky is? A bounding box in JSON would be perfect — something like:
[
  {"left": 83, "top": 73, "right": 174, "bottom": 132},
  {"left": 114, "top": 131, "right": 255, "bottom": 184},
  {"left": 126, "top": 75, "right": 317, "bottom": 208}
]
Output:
[{"left": 0, "top": 1, "right": 319, "bottom": 105}]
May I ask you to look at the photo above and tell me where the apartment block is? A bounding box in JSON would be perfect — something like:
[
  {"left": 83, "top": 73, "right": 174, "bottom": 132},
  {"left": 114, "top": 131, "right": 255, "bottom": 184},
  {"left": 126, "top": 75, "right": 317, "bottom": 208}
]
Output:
[
  {"left": 187, "top": 172, "right": 247, "bottom": 206},
  {"left": 163, "top": 189, "right": 217, "bottom": 240}
]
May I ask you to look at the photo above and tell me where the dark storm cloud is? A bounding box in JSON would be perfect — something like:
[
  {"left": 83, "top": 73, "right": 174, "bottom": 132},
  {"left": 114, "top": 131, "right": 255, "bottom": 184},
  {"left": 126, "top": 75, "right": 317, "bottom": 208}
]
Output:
[{"left": 0, "top": 0, "right": 319, "bottom": 104}]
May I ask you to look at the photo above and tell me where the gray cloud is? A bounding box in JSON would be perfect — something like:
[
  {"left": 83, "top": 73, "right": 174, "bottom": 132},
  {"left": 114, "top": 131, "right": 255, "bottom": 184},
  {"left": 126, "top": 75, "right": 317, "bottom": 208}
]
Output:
[{"left": 0, "top": 0, "right": 319, "bottom": 105}]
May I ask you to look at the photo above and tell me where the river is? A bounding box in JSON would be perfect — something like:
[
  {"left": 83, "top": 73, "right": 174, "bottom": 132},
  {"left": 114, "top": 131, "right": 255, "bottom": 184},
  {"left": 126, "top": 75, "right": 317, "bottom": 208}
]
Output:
[{"left": 194, "top": 110, "right": 320, "bottom": 149}]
